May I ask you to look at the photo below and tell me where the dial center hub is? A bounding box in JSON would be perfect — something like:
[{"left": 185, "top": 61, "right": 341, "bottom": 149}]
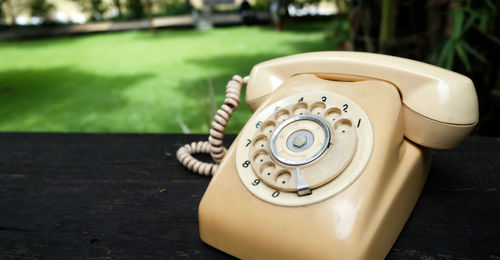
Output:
[
  {"left": 287, "top": 130, "right": 314, "bottom": 152},
  {"left": 270, "top": 115, "right": 330, "bottom": 166},
  {"left": 293, "top": 134, "right": 307, "bottom": 148}
]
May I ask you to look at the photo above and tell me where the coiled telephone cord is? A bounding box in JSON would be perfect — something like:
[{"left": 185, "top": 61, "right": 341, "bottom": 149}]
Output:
[{"left": 176, "top": 75, "right": 248, "bottom": 176}]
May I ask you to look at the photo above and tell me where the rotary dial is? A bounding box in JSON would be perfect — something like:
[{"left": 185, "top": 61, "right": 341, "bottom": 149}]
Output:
[
  {"left": 235, "top": 93, "right": 373, "bottom": 206},
  {"left": 248, "top": 101, "right": 357, "bottom": 195}
]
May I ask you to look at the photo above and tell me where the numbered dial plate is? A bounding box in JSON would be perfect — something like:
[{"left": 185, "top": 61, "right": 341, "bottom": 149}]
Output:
[
  {"left": 236, "top": 93, "right": 373, "bottom": 206},
  {"left": 248, "top": 103, "right": 357, "bottom": 192}
]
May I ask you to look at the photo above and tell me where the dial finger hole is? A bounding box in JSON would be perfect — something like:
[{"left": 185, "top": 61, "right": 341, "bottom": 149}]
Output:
[
  {"left": 253, "top": 135, "right": 268, "bottom": 149},
  {"left": 275, "top": 170, "right": 291, "bottom": 185},
  {"left": 292, "top": 102, "right": 308, "bottom": 116},
  {"left": 260, "top": 162, "right": 275, "bottom": 177},
  {"left": 325, "top": 107, "right": 341, "bottom": 122},
  {"left": 310, "top": 102, "right": 326, "bottom": 115},
  {"left": 261, "top": 121, "right": 276, "bottom": 135},
  {"left": 253, "top": 149, "right": 268, "bottom": 164},
  {"left": 334, "top": 118, "right": 352, "bottom": 133},
  {"left": 275, "top": 109, "right": 290, "bottom": 122}
]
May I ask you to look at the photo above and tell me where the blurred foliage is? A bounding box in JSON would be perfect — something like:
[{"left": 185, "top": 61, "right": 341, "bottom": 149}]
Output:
[
  {"left": 113, "top": 0, "right": 123, "bottom": 18},
  {"left": 435, "top": 0, "right": 496, "bottom": 72},
  {"left": 0, "top": 0, "right": 5, "bottom": 19},
  {"left": 70, "top": 0, "right": 149, "bottom": 21},
  {"left": 29, "top": 0, "right": 55, "bottom": 23},
  {"left": 324, "top": 14, "right": 349, "bottom": 49},
  {"left": 162, "top": 0, "right": 192, "bottom": 16},
  {"left": 126, "top": 0, "right": 144, "bottom": 19},
  {"left": 323, "top": 0, "right": 498, "bottom": 72},
  {"left": 71, "top": 0, "right": 107, "bottom": 21},
  {"left": 332, "top": 0, "right": 500, "bottom": 136},
  {"left": 253, "top": 0, "right": 269, "bottom": 11}
]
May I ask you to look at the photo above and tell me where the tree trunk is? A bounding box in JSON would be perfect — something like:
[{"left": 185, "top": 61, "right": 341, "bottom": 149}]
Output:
[
  {"left": 379, "top": 0, "right": 397, "bottom": 53},
  {"left": 0, "top": 0, "right": 5, "bottom": 21},
  {"left": 146, "top": 0, "right": 155, "bottom": 34},
  {"left": 360, "top": 0, "right": 375, "bottom": 52},
  {"left": 114, "top": 0, "right": 122, "bottom": 18}
]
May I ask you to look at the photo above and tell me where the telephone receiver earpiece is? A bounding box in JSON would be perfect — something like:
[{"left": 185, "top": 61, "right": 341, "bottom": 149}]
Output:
[{"left": 245, "top": 51, "right": 479, "bottom": 149}]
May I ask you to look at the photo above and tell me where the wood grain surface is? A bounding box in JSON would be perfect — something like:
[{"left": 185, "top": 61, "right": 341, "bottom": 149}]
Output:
[{"left": 0, "top": 133, "right": 498, "bottom": 259}]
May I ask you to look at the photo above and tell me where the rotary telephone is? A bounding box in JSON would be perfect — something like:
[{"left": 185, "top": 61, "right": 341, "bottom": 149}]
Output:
[{"left": 177, "top": 52, "right": 478, "bottom": 259}]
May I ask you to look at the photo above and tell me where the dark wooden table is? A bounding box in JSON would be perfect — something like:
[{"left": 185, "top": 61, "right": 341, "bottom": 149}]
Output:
[{"left": 0, "top": 133, "right": 499, "bottom": 259}]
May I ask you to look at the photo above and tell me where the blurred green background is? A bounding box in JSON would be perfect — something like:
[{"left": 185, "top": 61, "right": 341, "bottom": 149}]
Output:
[
  {"left": 0, "top": 23, "right": 332, "bottom": 133},
  {"left": 0, "top": 0, "right": 499, "bottom": 135}
]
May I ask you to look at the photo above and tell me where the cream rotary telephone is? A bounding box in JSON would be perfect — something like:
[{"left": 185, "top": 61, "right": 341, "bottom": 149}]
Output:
[{"left": 177, "top": 52, "right": 479, "bottom": 259}]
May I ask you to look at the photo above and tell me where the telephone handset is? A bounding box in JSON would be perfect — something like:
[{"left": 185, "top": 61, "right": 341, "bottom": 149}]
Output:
[{"left": 177, "top": 52, "right": 478, "bottom": 259}]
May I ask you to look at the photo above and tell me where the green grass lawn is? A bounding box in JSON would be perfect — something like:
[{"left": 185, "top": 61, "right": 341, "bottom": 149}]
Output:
[{"left": 0, "top": 22, "right": 334, "bottom": 133}]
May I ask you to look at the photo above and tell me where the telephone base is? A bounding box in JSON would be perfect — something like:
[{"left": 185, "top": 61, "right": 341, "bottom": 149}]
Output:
[{"left": 199, "top": 139, "right": 431, "bottom": 260}]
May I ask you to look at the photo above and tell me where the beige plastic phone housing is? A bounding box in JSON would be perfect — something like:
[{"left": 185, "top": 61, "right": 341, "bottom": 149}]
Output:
[{"left": 198, "top": 52, "right": 479, "bottom": 259}]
